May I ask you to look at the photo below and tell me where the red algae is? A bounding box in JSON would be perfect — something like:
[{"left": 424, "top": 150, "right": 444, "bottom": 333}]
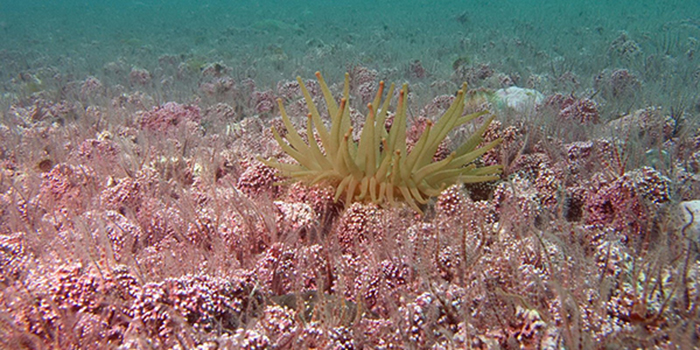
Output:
[{"left": 0, "top": 56, "right": 698, "bottom": 350}]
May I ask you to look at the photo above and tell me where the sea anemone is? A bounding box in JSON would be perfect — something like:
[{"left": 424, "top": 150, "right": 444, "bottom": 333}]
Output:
[{"left": 260, "top": 72, "right": 502, "bottom": 212}]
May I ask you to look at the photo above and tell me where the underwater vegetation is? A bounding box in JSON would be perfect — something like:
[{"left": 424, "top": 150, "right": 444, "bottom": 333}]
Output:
[{"left": 1, "top": 62, "right": 698, "bottom": 349}]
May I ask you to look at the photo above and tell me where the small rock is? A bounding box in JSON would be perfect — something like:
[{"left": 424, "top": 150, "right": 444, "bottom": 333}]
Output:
[{"left": 493, "top": 86, "right": 544, "bottom": 115}]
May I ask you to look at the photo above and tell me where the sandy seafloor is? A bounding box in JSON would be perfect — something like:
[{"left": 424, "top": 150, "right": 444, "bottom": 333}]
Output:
[{"left": 1, "top": 0, "right": 700, "bottom": 349}]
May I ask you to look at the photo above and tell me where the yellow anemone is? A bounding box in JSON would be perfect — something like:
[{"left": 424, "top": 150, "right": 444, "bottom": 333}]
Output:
[{"left": 260, "top": 72, "right": 502, "bottom": 213}]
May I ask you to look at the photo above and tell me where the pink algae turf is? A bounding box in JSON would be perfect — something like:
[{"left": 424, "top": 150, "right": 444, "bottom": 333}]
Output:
[{"left": 0, "top": 62, "right": 698, "bottom": 349}]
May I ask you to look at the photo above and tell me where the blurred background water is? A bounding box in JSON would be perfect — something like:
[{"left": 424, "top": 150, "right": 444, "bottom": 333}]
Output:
[{"left": 0, "top": 0, "right": 699, "bottom": 110}]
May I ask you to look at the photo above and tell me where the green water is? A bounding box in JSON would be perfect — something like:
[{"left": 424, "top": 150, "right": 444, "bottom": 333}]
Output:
[{"left": 0, "top": 0, "right": 698, "bottom": 107}]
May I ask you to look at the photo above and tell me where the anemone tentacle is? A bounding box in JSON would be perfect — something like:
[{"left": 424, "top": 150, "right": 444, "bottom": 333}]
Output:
[{"left": 259, "top": 72, "right": 502, "bottom": 213}]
